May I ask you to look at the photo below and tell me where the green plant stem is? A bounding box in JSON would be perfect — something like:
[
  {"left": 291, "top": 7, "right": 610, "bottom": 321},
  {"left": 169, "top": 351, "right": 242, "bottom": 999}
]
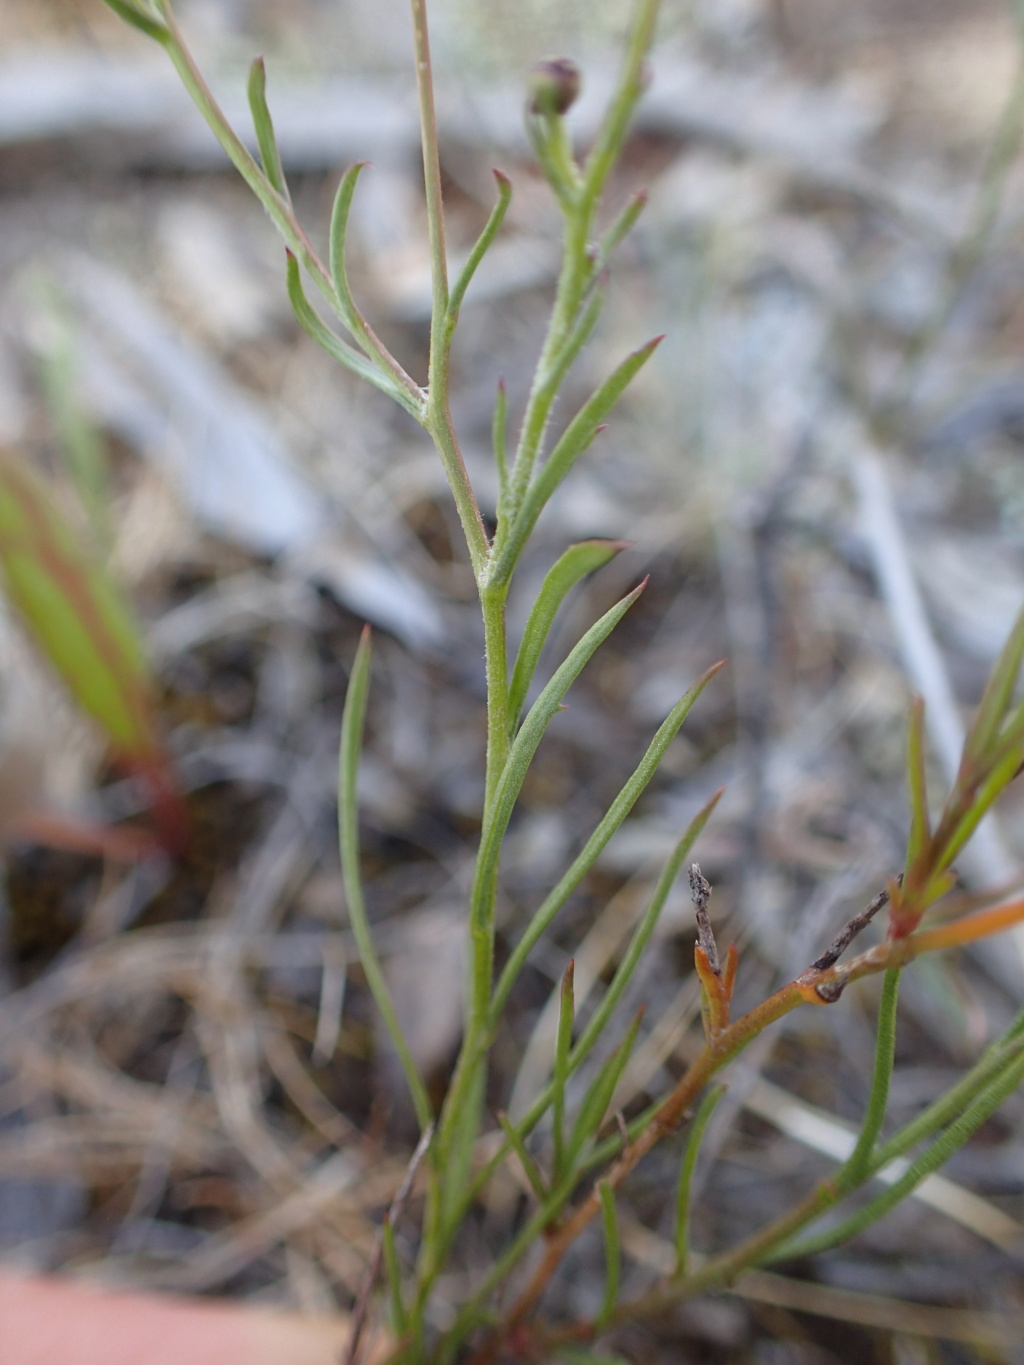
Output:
[
  {"left": 409, "top": 0, "right": 490, "bottom": 579},
  {"left": 775, "top": 1046, "right": 1024, "bottom": 1261},
  {"left": 491, "top": 665, "right": 721, "bottom": 1024},
  {"left": 480, "top": 982, "right": 808, "bottom": 1356},
  {"left": 873, "top": 1005, "right": 1024, "bottom": 1166},
  {"left": 553, "top": 1002, "right": 1024, "bottom": 1344},
  {"left": 490, "top": 0, "right": 661, "bottom": 577}
]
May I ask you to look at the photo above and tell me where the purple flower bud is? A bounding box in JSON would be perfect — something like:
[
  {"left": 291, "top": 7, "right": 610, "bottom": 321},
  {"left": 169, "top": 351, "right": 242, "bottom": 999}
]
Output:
[{"left": 527, "top": 58, "right": 581, "bottom": 117}]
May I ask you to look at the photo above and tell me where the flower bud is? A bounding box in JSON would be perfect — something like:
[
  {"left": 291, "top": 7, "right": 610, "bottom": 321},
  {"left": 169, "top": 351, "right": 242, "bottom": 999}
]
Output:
[{"left": 527, "top": 58, "right": 581, "bottom": 117}]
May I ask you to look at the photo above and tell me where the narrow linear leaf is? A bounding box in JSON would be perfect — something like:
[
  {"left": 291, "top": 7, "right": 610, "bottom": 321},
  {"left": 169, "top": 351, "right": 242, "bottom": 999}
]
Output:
[
  {"left": 570, "top": 787, "right": 724, "bottom": 1072},
  {"left": 842, "top": 968, "right": 900, "bottom": 1184},
  {"left": 963, "top": 602, "right": 1024, "bottom": 762},
  {"left": 581, "top": 1095, "right": 662, "bottom": 1177},
  {"left": 0, "top": 458, "right": 162, "bottom": 753},
  {"left": 0, "top": 461, "right": 150, "bottom": 750},
  {"left": 505, "top": 287, "right": 606, "bottom": 523},
  {"left": 339, "top": 628, "right": 433, "bottom": 1131},
  {"left": 904, "top": 698, "right": 931, "bottom": 870},
  {"left": 508, "top": 539, "right": 629, "bottom": 731},
  {"left": 98, "top": 0, "right": 170, "bottom": 42},
  {"left": 328, "top": 162, "right": 372, "bottom": 324},
  {"left": 597, "top": 1181, "right": 620, "bottom": 1329},
  {"left": 591, "top": 189, "right": 647, "bottom": 281},
  {"left": 871, "top": 1005, "right": 1024, "bottom": 1169},
  {"left": 247, "top": 58, "right": 289, "bottom": 198},
  {"left": 323, "top": 170, "right": 426, "bottom": 418},
  {"left": 580, "top": 0, "right": 657, "bottom": 209},
  {"left": 934, "top": 739, "right": 1024, "bottom": 877},
  {"left": 381, "top": 1216, "right": 408, "bottom": 1333},
  {"left": 472, "top": 580, "right": 648, "bottom": 943},
  {"left": 447, "top": 170, "right": 512, "bottom": 325},
  {"left": 567, "top": 1008, "right": 643, "bottom": 1169},
  {"left": 285, "top": 253, "right": 423, "bottom": 418},
  {"left": 776, "top": 1047, "right": 1024, "bottom": 1262},
  {"left": 0, "top": 454, "right": 185, "bottom": 848},
  {"left": 553, "top": 960, "right": 576, "bottom": 1182},
  {"left": 498, "top": 1111, "right": 548, "bottom": 1203},
  {"left": 490, "top": 661, "right": 724, "bottom": 1023},
  {"left": 477, "top": 796, "right": 720, "bottom": 1184},
  {"left": 674, "top": 1084, "right": 726, "bottom": 1275},
  {"left": 493, "top": 380, "right": 510, "bottom": 513},
  {"left": 494, "top": 336, "right": 663, "bottom": 584}
]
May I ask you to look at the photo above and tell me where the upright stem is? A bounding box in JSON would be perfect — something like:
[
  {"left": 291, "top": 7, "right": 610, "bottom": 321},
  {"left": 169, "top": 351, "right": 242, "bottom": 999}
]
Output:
[
  {"left": 406, "top": 3, "right": 510, "bottom": 1339},
  {"left": 409, "top": 0, "right": 489, "bottom": 577},
  {"left": 410, "top": 0, "right": 448, "bottom": 324}
]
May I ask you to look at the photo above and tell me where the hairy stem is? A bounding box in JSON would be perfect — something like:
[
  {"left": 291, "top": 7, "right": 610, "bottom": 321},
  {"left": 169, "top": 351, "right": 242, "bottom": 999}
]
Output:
[{"left": 409, "top": 0, "right": 489, "bottom": 576}]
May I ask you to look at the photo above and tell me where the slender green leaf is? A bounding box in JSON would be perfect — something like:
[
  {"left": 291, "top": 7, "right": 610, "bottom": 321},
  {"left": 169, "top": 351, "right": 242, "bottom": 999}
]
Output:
[
  {"left": 566, "top": 1008, "right": 643, "bottom": 1169},
  {"left": 842, "top": 969, "right": 900, "bottom": 1184},
  {"left": 596, "top": 1181, "right": 620, "bottom": 1328},
  {"left": 490, "top": 662, "right": 724, "bottom": 1024},
  {"left": 0, "top": 453, "right": 186, "bottom": 848},
  {"left": 247, "top": 58, "right": 288, "bottom": 198},
  {"left": 328, "top": 162, "right": 371, "bottom": 327},
  {"left": 471, "top": 580, "right": 648, "bottom": 948},
  {"left": 935, "top": 737, "right": 1024, "bottom": 876},
  {"left": 904, "top": 699, "right": 931, "bottom": 870},
  {"left": 493, "top": 336, "right": 663, "bottom": 584},
  {"left": 553, "top": 960, "right": 576, "bottom": 1182},
  {"left": 446, "top": 170, "right": 512, "bottom": 326},
  {"left": 591, "top": 189, "right": 647, "bottom": 282},
  {"left": 382, "top": 1216, "right": 408, "bottom": 1333},
  {"left": 569, "top": 787, "right": 724, "bottom": 1073},
  {"left": 963, "top": 602, "right": 1024, "bottom": 763},
  {"left": 674, "top": 1084, "right": 725, "bottom": 1275},
  {"left": 322, "top": 167, "right": 427, "bottom": 420},
  {"left": 98, "top": 0, "right": 170, "bottom": 42},
  {"left": 339, "top": 628, "right": 432, "bottom": 1131},
  {"left": 285, "top": 253, "right": 422, "bottom": 417},
  {"left": 870, "top": 1005, "right": 1024, "bottom": 1170},
  {"left": 776, "top": 1047, "right": 1024, "bottom": 1261},
  {"left": 0, "top": 463, "right": 152, "bottom": 752},
  {"left": 579, "top": 0, "right": 658, "bottom": 213},
  {"left": 493, "top": 380, "right": 510, "bottom": 514},
  {"left": 498, "top": 1111, "right": 548, "bottom": 1203},
  {"left": 508, "top": 539, "right": 628, "bottom": 732},
  {"left": 504, "top": 287, "right": 606, "bottom": 523}
]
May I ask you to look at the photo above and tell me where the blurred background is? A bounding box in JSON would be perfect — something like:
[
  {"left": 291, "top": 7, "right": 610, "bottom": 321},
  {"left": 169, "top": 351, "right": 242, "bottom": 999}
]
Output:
[{"left": 1, "top": 0, "right": 1024, "bottom": 1361}]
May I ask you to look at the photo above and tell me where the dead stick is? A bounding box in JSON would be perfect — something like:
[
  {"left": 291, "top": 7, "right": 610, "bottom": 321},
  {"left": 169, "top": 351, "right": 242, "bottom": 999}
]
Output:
[{"left": 344, "top": 1122, "right": 434, "bottom": 1365}]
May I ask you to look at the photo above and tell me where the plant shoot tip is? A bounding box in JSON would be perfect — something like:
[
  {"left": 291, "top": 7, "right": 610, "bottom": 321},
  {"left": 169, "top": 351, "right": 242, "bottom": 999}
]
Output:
[{"left": 527, "top": 58, "right": 582, "bottom": 116}]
